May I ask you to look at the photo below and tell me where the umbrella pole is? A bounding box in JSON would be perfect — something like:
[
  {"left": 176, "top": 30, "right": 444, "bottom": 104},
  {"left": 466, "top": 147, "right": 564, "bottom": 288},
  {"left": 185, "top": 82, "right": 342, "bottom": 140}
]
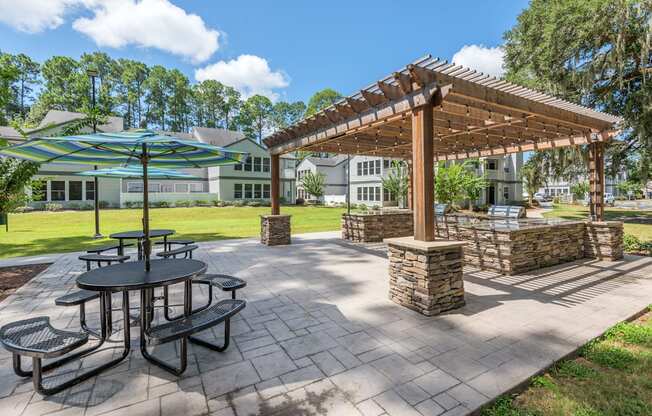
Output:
[{"left": 142, "top": 145, "right": 151, "bottom": 271}]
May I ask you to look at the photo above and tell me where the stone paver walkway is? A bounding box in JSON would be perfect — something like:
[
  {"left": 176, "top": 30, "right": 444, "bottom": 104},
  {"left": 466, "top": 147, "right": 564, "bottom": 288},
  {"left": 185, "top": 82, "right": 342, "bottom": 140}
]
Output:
[{"left": 1, "top": 231, "right": 651, "bottom": 416}]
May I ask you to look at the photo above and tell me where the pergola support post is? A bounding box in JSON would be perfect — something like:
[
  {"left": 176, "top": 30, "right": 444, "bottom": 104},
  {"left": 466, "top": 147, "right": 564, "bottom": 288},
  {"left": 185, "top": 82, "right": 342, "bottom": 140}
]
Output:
[
  {"left": 261, "top": 154, "right": 291, "bottom": 246},
  {"left": 406, "top": 160, "right": 413, "bottom": 210},
  {"left": 588, "top": 141, "right": 605, "bottom": 221},
  {"left": 411, "top": 103, "right": 435, "bottom": 241}
]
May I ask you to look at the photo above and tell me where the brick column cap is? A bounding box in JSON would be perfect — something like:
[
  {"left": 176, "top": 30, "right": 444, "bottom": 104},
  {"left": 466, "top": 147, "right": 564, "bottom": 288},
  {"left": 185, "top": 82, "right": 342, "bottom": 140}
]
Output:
[{"left": 260, "top": 214, "right": 292, "bottom": 219}]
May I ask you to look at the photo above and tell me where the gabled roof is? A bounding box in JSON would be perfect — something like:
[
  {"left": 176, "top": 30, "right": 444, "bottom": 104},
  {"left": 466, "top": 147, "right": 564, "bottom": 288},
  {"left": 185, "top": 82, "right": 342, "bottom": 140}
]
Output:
[
  {"left": 305, "top": 154, "right": 348, "bottom": 167},
  {"left": 37, "top": 110, "right": 124, "bottom": 133},
  {"left": 192, "top": 126, "right": 245, "bottom": 147}
]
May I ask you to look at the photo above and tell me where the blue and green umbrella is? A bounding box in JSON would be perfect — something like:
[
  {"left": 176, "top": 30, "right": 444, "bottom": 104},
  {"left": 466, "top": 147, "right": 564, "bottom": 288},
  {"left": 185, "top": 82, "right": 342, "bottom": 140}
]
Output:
[
  {"left": 76, "top": 165, "right": 199, "bottom": 179},
  {"left": 0, "top": 129, "right": 248, "bottom": 270}
]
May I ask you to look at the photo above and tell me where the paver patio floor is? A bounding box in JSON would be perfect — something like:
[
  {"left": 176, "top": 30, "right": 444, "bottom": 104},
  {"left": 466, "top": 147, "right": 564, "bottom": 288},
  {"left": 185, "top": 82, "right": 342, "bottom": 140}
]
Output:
[{"left": 0, "top": 231, "right": 651, "bottom": 416}]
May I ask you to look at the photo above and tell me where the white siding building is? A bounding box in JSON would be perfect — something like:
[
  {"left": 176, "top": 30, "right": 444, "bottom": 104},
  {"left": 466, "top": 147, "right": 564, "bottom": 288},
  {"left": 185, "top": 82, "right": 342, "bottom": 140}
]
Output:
[
  {"left": 296, "top": 155, "right": 348, "bottom": 204},
  {"left": 1, "top": 111, "right": 296, "bottom": 207}
]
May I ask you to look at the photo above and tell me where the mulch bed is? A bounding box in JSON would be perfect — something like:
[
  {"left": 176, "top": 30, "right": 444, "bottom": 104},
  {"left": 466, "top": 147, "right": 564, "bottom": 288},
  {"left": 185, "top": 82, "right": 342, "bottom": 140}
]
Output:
[{"left": 0, "top": 263, "right": 51, "bottom": 302}]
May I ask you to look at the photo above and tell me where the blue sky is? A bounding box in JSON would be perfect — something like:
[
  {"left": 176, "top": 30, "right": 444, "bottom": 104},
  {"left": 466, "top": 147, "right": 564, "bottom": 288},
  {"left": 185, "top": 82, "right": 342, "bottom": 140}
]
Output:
[{"left": 0, "top": 0, "right": 530, "bottom": 103}]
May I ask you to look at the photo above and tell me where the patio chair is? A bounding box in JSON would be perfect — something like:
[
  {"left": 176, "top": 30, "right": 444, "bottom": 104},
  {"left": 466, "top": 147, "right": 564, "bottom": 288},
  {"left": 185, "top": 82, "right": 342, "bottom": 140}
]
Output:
[
  {"left": 78, "top": 254, "right": 130, "bottom": 271},
  {"left": 143, "top": 298, "right": 246, "bottom": 374}
]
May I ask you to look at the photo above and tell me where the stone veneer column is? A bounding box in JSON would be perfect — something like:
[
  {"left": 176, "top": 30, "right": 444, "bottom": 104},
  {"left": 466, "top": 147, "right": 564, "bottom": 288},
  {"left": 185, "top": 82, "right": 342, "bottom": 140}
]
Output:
[
  {"left": 584, "top": 221, "right": 624, "bottom": 260},
  {"left": 385, "top": 237, "right": 466, "bottom": 316},
  {"left": 260, "top": 215, "right": 291, "bottom": 246}
]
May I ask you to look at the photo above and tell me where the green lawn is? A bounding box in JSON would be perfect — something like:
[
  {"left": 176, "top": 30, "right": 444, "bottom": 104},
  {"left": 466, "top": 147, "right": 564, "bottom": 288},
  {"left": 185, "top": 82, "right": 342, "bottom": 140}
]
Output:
[
  {"left": 543, "top": 204, "right": 652, "bottom": 241},
  {"left": 0, "top": 206, "right": 346, "bottom": 259},
  {"left": 482, "top": 306, "right": 652, "bottom": 416}
]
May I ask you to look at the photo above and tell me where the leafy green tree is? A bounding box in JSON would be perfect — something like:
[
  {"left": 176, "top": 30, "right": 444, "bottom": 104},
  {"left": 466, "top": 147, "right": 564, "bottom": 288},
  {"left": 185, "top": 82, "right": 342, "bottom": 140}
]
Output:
[
  {"left": 238, "top": 95, "right": 273, "bottom": 143},
  {"left": 144, "top": 65, "right": 170, "bottom": 130},
  {"left": 193, "top": 79, "right": 225, "bottom": 128},
  {"left": 521, "top": 159, "right": 546, "bottom": 204},
  {"left": 167, "top": 69, "right": 192, "bottom": 132},
  {"left": 0, "top": 54, "right": 19, "bottom": 124},
  {"left": 381, "top": 160, "right": 409, "bottom": 208},
  {"left": 301, "top": 170, "right": 326, "bottom": 200},
  {"left": 504, "top": 0, "right": 652, "bottom": 181},
  {"left": 0, "top": 140, "right": 40, "bottom": 226},
  {"left": 435, "top": 161, "right": 487, "bottom": 206},
  {"left": 305, "top": 88, "right": 342, "bottom": 116},
  {"left": 5, "top": 54, "right": 40, "bottom": 117},
  {"left": 570, "top": 181, "right": 590, "bottom": 202},
  {"left": 271, "top": 101, "right": 306, "bottom": 130},
  {"left": 116, "top": 59, "right": 148, "bottom": 128}
]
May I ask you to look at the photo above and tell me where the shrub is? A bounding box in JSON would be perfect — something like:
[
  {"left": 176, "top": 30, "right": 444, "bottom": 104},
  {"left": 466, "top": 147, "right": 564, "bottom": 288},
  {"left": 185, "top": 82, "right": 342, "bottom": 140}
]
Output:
[
  {"left": 260, "top": 200, "right": 271, "bottom": 207},
  {"left": 99, "top": 200, "right": 110, "bottom": 209},
  {"left": 67, "top": 202, "right": 81, "bottom": 210},
  {"left": 149, "top": 201, "right": 170, "bottom": 208},
  {"left": 212, "top": 200, "right": 221, "bottom": 207},
  {"left": 80, "top": 203, "right": 93, "bottom": 210},
  {"left": 232, "top": 200, "right": 245, "bottom": 207},
  {"left": 194, "top": 200, "right": 211, "bottom": 207},
  {"left": 295, "top": 198, "right": 305, "bottom": 205},
  {"left": 247, "top": 200, "right": 262, "bottom": 207},
  {"left": 175, "top": 200, "right": 194, "bottom": 207},
  {"left": 44, "top": 203, "right": 62, "bottom": 212},
  {"left": 14, "top": 206, "right": 34, "bottom": 213},
  {"left": 125, "top": 201, "right": 142, "bottom": 209}
]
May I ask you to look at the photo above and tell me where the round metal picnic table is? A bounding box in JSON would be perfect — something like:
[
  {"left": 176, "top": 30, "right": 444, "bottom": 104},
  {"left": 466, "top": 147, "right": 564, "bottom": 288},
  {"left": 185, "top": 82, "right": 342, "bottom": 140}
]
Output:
[
  {"left": 77, "top": 259, "right": 207, "bottom": 374},
  {"left": 109, "top": 229, "right": 175, "bottom": 259}
]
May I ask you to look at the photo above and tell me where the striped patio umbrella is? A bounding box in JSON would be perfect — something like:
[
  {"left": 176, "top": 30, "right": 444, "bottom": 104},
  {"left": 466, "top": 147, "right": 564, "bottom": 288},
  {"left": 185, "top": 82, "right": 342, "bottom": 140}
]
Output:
[
  {"left": 0, "top": 129, "right": 248, "bottom": 270},
  {"left": 76, "top": 165, "right": 199, "bottom": 179}
]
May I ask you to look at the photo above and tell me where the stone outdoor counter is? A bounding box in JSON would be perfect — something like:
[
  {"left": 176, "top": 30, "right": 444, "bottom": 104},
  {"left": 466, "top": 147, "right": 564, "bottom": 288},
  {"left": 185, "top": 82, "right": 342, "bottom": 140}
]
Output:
[
  {"left": 435, "top": 216, "right": 624, "bottom": 275},
  {"left": 386, "top": 237, "right": 466, "bottom": 316},
  {"left": 341, "top": 210, "right": 413, "bottom": 242}
]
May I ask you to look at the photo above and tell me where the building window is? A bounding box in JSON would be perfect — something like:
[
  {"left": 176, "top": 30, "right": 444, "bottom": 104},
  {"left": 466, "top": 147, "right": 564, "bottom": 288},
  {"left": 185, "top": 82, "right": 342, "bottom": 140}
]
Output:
[
  {"left": 363, "top": 161, "right": 369, "bottom": 176},
  {"left": 189, "top": 183, "right": 203, "bottom": 193},
  {"left": 263, "top": 184, "right": 271, "bottom": 199},
  {"left": 234, "top": 184, "right": 242, "bottom": 199},
  {"left": 254, "top": 183, "right": 262, "bottom": 198},
  {"left": 357, "top": 162, "right": 362, "bottom": 176},
  {"left": 503, "top": 186, "right": 509, "bottom": 201},
  {"left": 375, "top": 187, "right": 381, "bottom": 201},
  {"left": 362, "top": 187, "right": 368, "bottom": 201},
  {"left": 51, "top": 181, "right": 66, "bottom": 201},
  {"left": 244, "top": 184, "right": 253, "bottom": 199},
  {"left": 263, "top": 158, "right": 270, "bottom": 173},
  {"left": 127, "top": 182, "right": 143, "bottom": 193},
  {"left": 234, "top": 163, "right": 242, "bottom": 171},
  {"left": 85, "top": 181, "right": 95, "bottom": 201},
  {"left": 175, "top": 183, "right": 189, "bottom": 193},
  {"left": 357, "top": 187, "right": 362, "bottom": 201},
  {"left": 69, "top": 181, "right": 82, "bottom": 200},
  {"left": 160, "top": 183, "right": 173, "bottom": 193},
  {"left": 383, "top": 188, "right": 395, "bottom": 202},
  {"left": 487, "top": 160, "right": 497, "bottom": 170},
  {"left": 383, "top": 159, "right": 390, "bottom": 169},
  {"left": 244, "top": 157, "right": 252, "bottom": 172},
  {"left": 375, "top": 160, "right": 381, "bottom": 175},
  {"left": 254, "top": 157, "right": 262, "bottom": 172},
  {"left": 148, "top": 183, "right": 160, "bottom": 193}
]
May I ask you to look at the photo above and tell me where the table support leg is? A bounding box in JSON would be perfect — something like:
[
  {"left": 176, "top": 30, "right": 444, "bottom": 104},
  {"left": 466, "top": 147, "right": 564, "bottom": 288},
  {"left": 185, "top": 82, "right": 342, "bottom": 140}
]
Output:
[{"left": 140, "top": 287, "right": 188, "bottom": 376}]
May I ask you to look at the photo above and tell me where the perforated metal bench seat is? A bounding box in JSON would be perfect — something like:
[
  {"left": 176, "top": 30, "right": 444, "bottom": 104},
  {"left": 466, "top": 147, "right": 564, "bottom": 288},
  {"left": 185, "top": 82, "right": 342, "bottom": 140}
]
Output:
[
  {"left": 156, "top": 244, "right": 198, "bottom": 259},
  {"left": 0, "top": 317, "right": 88, "bottom": 358},
  {"left": 79, "top": 254, "right": 130, "bottom": 263},
  {"left": 86, "top": 243, "right": 133, "bottom": 254},
  {"left": 194, "top": 274, "right": 246, "bottom": 292},
  {"left": 147, "top": 299, "right": 245, "bottom": 345},
  {"left": 55, "top": 289, "right": 100, "bottom": 307}
]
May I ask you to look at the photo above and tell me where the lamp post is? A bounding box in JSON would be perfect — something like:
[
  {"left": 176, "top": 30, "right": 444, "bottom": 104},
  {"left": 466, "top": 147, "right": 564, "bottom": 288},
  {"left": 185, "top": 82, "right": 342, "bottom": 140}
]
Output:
[{"left": 87, "top": 68, "right": 102, "bottom": 239}]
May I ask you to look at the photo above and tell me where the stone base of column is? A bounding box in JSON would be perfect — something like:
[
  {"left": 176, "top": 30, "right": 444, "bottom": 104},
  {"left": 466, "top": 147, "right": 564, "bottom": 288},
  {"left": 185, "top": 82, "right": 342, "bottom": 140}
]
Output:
[
  {"left": 584, "top": 221, "right": 624, "bottom": 260},
  {"left": 385, "top": 237, "right": 466, "bottom": 316},
  {"left": 260, "top": 215, "right": 291, "bottom": 246}
]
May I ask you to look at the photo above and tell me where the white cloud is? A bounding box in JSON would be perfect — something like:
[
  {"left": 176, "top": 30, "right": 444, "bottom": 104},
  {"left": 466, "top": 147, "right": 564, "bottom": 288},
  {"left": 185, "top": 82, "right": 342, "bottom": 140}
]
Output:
[
  {"left": 195, "top": 55, "right": 289, "bottom": 101},
  {"left": 0, "top": 0, "right": 78, "bottom": 33},
  {"left": 451, "top": 44, "right": 505, "bottom": 78},
  {"left": 73, "top": 0, "right": 219, "bottom": 63},
  {"left": 0, "top": 0, "right": 219, "bottom": 63}
]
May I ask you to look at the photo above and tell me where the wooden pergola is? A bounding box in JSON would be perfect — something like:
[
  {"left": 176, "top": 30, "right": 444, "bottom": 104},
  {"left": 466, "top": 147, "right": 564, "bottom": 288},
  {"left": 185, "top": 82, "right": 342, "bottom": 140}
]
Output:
[{"left": 264, "top": 55, "right": 622, "bottom": 242}]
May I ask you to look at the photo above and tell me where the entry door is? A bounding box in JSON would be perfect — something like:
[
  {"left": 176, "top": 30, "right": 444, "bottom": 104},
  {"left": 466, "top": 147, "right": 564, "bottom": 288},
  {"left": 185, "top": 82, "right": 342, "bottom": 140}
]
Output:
[{"left": 486, "top": 185, "right": 496, "bottom": 205}]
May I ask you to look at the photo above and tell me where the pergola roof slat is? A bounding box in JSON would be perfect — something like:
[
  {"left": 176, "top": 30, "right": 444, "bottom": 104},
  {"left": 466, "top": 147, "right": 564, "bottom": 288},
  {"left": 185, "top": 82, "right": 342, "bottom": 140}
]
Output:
[{"left": 264, "top": 54, "right": 622, "bottom": 159}]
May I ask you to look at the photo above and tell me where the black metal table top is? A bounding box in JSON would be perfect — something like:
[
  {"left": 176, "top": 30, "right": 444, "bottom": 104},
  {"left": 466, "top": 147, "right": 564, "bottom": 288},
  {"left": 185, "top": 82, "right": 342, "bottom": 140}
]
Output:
[
  {"left": 77, "top": 259, "right": 207, "bottom": 291},
  {"left": 109, "top": 229, "right": 175, "bottom": 239}
]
